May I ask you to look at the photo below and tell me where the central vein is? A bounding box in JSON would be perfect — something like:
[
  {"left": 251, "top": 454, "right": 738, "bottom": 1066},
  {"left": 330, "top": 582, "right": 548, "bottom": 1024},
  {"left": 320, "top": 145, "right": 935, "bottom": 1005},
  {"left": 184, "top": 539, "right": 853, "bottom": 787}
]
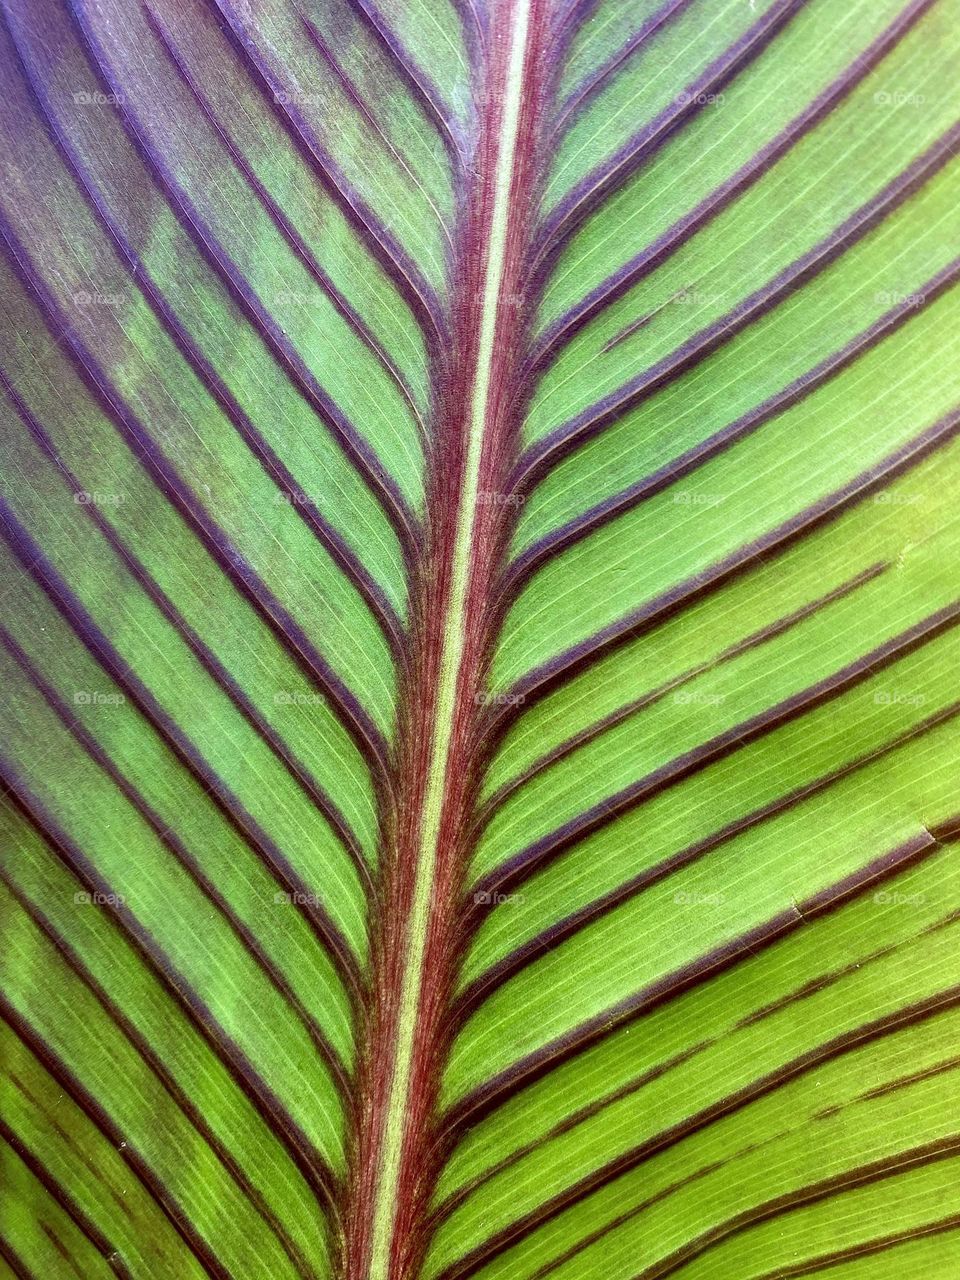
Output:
[{"left": 364, "top": 2, "right": 533, "bottom": 1274}]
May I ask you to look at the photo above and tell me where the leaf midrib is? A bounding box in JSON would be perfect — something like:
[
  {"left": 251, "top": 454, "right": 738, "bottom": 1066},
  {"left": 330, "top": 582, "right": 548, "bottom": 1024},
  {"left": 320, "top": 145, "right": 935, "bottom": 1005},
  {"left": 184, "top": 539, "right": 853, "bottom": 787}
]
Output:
[{"left": 363, "top": 2, "right": 534, "bottom": 1274}]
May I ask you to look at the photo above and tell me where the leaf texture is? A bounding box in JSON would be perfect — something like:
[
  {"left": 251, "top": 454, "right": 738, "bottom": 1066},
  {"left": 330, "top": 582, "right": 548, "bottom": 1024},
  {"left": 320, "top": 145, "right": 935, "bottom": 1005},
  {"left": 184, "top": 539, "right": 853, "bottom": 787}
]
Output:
[{"left": 1, "top": 0, "right": 959, "bottom": 1278}]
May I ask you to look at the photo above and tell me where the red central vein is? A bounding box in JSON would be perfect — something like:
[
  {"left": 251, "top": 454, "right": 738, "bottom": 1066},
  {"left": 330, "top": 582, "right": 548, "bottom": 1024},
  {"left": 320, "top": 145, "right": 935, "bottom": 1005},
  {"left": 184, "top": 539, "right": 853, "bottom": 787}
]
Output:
[{"left": 339, "top": 3, "right": 552, "bottom": 1276}]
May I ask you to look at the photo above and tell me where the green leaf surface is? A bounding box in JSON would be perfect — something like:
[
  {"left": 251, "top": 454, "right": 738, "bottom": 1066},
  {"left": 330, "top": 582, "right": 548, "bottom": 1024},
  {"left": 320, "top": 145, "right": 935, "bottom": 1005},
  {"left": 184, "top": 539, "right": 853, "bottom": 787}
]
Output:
[{"left": 1, "top": 0, "right": 959, "bottom": 1277}]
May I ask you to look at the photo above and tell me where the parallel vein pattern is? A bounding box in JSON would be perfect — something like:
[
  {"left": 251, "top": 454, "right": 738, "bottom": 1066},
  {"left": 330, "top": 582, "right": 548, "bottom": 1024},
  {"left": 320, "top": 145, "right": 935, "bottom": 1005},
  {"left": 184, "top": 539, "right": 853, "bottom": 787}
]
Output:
[{"left": 1, "top": 0, "right": 959, "bottom": 1278}]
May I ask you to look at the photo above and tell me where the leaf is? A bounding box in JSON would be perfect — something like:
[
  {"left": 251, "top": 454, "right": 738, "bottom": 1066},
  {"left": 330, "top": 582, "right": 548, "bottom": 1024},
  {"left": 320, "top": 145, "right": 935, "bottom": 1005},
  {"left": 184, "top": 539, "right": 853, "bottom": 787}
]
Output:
[{"left": 1, "top": 0, "right": 959, "bottom": 1278}]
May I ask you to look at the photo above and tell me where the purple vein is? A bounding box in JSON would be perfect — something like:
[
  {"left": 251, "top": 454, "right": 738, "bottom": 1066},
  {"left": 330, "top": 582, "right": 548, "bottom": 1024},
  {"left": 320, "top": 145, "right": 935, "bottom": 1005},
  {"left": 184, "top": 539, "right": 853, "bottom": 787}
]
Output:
[
  {"left": 0, "top": 219, "right": 392, "bottom": 785},
  {"left": 0, "top": 878, "right": 319, "bottom": 1280},
  {"left": 546, "top": 1121, "right": 960, "bottom": 1280},
  {"left": 0, "top": 503, "right": 365, "bottom": 1003},
  {"left": 442, "top": 916, "right": 960, "bottom": 1280},
  {"left": 491, "top": 409, "right": 960, "bottom": 734},
  {"left": 298, "top": 9, "right": 456, "bottom": 258},
  {"left": 530, "top": 0, "right": 808, "bottom": 279},
  {"left": 0, "top": 1117, "right": 127, "bottom": 1276},
  {"left": 482, "top": 561, "right": 888, "bottom": 817},
  {"left": 509, "top": 253, "right": 960, "bottom": 591},
  {"left": 470, "top": 604, "right": 960, "bottom": 913},
  {"left": 530, "top": 0, "right": 939, "bottom": 374},
  {"left": 456, "top": 0, "right": 487, "bottom": 60},
  {"left": 333, "top": 0, "right": 466, "bottom": 164},
  {"left": 552, "top": 0, "right": 697, "bottom": 138},
  {"left": 205, "top": 0, "right": 449, "bottom": 350},
  {"left": 439, "top": 839, "right": 946, "bottom": 1195},
  {"left": 4, "top": 16, "right": 408, "bottom": 661},
  {"left": 55, "top": 3, "right": 424, "bottom": 562},
  {"left": 0, "top": 622, "right": 352, "bottom": 1093},
  {"left": 0, "top": 786, "right": 340, "bottom": 1214},
  {"left": 0, "top": 366, "right": 375, "bottom": 879},
  {"left": 547, "top": 0, "right": 602, "bottom": 64},
  {"left": 460, "top": 697, "right": 960, "bottom": 1022},
  {"left": 440, "top": 874, "right": 955, "bottom": 1224},
  {"left": 744, "top": 1213, "right": 960, "bottom": 1280},
  {"left": 0, "top": 994, "right": 263, "bottom": 1280},
  {"left": 516, "top": 118, "right": 960, "bottom": 497},
  {"left": 630, "top": 1134, "right": 960, "bottom": 1280},
  {"left": 147, "top": 4, "right": 430, "bottom": 445}
]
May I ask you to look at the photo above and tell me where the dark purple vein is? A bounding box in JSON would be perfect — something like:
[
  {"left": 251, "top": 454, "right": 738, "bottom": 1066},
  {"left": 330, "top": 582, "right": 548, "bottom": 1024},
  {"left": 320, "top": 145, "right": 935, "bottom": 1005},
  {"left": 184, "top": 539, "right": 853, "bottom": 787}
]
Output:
[
  {"left": 748, "top": 1212, "right": 960, "bottom": 1278},
  {"left": 0, "top": 1239, "right": 31, "bottom": 1280},
  {"left": 632, "top": 1135, "right": 960, "bottom": 1279},
  {"left": 553, "top": 0, "right": 697, "bottom": 137},
  {"left": 438, "top": 974, "right": 960, "bottom": 1278},
  {"left": 0, "top": 503, "right": 364, "bottom": 1000},
  {"left": 0, "top": 623, "right": 353, "bottom": 1094},
  {"left": 537, "top": 1122, "right": 960, "bottom": 1280},
  {"left": 531, "top": 0, "right": 939, "bottom": 369},
  {"left": 471, "top": 602, "right": 960, "bottom": 907},
  {"left": 530, "top": 0, "right": 808, "bottom": 275},
  {"left": 444, "top": 833, "right": 939, "bottom": 1137},
  {"left": 145, "top": 4, "right": 429, "bottom": 444},
  {"left": 457, "top": 0, "right": 486, "bottom": 56},
  {"left": 547, "top": 0, "right": 606, "bottom": 67},
  {"left": 434, "top": 1042, "right": 715, "bottom": 1223},
  {"left": 204, "top": 0, "right": 449, "bottom": 348},
  {"left": 510, "top": 254, "right": 960, "bottom": 590},
  {"left": 297, "top": 10, "right": 456, "bottom": 256},
  {"left": 0, "top": 998, "right": 230, "bottom": 1280},
  {"left": 0, "top": 873, "right": 327, "bottom": 1280},
  {"left": 491, "top": 408, "right": 960, "bottom": 734},
  {"left": 327, "top": 0, "right": 464, "bottom": 164},
  {"left": 34, "top": 3, "right": 423, "bottom": 563},
  {"left": 0, "top": 366, "right": 373, "bottom": 880},
  {"left": 439, "top": 904, "right": 948, "bottom": 1222},
  {"left": 0, "top": 1120, "right": 128, "bottom": 1278},
  {"left": 2, "top": 0, "right": 420, "bottom": 565},
  {"left": 0, "top": 221, "right": 391, "bottom": 784},
  {"left": 37, "top": 1226, "right": 85, "bottom": 1280},
  {"left": 458, "top": 695, "right": 960, "bottom": 1029},
  {"left": 484, "top": 561, "right": 887, "bottom": 815},
  {"left": 0, "top": 783, "right": 340, "bottom": 1213},
  {"left": 517, "top": 119, "right": 960, "bottom": 497}
]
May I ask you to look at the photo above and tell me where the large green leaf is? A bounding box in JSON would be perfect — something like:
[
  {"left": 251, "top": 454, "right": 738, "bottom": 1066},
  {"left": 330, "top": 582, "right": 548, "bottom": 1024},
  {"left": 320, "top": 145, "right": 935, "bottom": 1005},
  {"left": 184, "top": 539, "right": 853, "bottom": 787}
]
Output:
[{"left": 1, "top": 0, "right": 959, "bottom": 1276}]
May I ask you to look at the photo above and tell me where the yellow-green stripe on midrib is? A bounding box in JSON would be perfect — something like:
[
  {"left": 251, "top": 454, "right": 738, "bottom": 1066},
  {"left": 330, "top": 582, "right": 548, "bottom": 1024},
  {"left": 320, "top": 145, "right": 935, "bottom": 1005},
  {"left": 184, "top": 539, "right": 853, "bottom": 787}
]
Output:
[{"left": 363, "top": 1, "right": 533, "bottom": 1275}]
